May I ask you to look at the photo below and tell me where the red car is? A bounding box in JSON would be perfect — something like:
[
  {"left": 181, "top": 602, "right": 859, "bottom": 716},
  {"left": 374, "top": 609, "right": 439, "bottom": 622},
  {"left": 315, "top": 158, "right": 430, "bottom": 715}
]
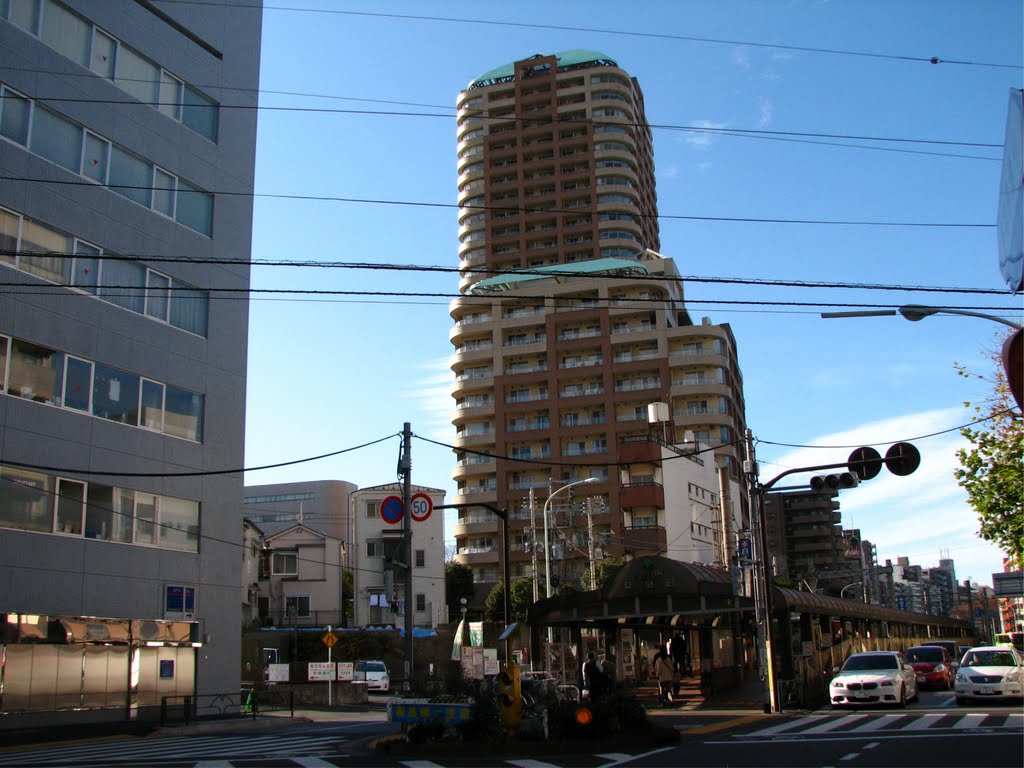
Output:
[{"left": 905, "top": 645, "right": 954, "bottom": 689}]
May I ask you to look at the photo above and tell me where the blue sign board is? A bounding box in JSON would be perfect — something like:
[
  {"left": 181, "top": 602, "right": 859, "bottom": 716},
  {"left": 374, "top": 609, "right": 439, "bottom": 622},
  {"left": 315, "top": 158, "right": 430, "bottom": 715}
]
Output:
[{"left": 738, "top": 536, "right": 752, "bottom": 563}]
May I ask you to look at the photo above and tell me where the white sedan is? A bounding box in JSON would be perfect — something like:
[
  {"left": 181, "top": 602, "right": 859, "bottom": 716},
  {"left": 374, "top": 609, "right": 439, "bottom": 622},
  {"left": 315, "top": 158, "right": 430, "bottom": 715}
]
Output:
[
  {"left": 955, "top": 645, "right": 1024, "bottom": 705},
  {"left": 830, "top": 651, "right": 918, "bottom": 708}
]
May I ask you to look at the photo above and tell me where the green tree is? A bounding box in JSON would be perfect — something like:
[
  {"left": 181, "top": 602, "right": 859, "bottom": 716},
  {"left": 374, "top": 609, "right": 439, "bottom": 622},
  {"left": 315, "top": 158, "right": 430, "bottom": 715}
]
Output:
[
  {"left": 445, "top": 561, "right": 474, "bottom": 619},
  {"left": 954, "top": 352, "right": 1024, "bottom": 566},
  {"left": 592, "top": 556, "right": 627, "bottom": 590},
  {"left": 483, "top": 578, "right": 535, "bottom": 622}
]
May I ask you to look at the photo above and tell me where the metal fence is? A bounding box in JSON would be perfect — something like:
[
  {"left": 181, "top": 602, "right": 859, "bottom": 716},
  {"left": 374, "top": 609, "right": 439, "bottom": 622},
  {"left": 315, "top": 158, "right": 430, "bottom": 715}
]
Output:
[{"left": 160, "top": 688, "right": 294, "bottom": 726}]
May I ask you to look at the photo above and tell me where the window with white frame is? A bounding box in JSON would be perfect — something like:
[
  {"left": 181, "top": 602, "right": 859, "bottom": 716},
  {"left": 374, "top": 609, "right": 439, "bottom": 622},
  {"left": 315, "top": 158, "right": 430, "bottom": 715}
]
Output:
[
  {"left": 2, "top": 0, "right": 219, "bottom": 142},
  {"left": 367, "top": 540, "right": 384, "bottom": 558},
  {"left": 272, "top": 552, "right": 298, "bottom": 576},
  {"left": 0, "top": 88, "right": 213, "bottom": 235}
]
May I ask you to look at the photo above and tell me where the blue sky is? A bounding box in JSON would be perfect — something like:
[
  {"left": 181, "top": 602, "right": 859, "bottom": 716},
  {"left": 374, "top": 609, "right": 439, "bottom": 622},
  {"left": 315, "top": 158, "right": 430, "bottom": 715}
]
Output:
[{"left": 243, "top": 1, "right": 1023, "bottom": 587}]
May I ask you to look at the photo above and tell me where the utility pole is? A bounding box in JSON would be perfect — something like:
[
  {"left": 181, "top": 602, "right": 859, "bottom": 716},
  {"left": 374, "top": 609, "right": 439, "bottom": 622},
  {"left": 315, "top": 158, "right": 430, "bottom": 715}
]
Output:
[
  {"left": 744, "top": 429, "right": 777, "bottom": 714},
  {"left": 530, "top": 489, "right": 538, "bottom": 603},
  {"left": 400, "top": 422, "right": 413, "bottom": 694},
  {"left": 587, "top": 498, "right": 596, "bottom": 591}
]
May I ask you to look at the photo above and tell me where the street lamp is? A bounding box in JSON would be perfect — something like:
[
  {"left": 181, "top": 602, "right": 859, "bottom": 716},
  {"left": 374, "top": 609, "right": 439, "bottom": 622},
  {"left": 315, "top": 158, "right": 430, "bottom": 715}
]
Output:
[
  {"left": 821, "top": 305, "right": 1023, "bottom": 330},
  {"left": 821, "top": 304, "right": 1023, "bottom": 411},
  {"left": 542, "top": 477, "right": 598, "bottom": 601},
  {"left": 840, "top": 581, "right": 863, "bottom": 599},
  {"left": 541, "top": 477, "right": 598, "bottom": 660}
]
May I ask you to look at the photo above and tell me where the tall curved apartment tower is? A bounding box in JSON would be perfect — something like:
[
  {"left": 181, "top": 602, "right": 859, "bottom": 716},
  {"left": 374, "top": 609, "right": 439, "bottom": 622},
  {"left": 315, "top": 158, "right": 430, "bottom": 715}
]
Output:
[{"left": 450, "top": 51, "right": 748, "bottom": 594}]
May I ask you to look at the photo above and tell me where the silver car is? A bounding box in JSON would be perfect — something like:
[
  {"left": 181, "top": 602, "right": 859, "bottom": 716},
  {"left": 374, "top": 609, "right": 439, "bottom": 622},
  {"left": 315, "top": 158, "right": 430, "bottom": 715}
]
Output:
[
  {"left": 955, "top": 645, "right": 1024, "bottom": 705},
  {"left": 830, "top": 651, "right": 918, "bottom": 708}
]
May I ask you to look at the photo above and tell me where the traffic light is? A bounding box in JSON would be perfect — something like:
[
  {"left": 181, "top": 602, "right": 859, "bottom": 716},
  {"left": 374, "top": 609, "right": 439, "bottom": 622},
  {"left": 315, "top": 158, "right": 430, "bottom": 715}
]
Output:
[
  {"left": 497, "top": 660, "right": 522, "bottom": 728},
  {"left": 809, "top": 472, "right": 860, "bottom": 491}
]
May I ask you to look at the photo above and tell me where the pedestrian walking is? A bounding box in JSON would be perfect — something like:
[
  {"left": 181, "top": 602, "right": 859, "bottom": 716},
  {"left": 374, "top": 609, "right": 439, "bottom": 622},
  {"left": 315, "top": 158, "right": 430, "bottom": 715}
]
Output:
[{"left": 654, "top": 645, "right": 675, "bottom": 705}]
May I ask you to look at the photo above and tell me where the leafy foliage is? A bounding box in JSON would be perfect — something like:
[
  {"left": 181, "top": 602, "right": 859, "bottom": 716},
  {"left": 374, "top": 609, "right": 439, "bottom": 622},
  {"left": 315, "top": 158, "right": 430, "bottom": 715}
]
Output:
[
  {"left": 484, "top": 577, "right": 534, "bottom": 621},
  {"left": 592, "top": 557, "right": 626, "bottom": 589},
  {"left": 954, "top": 352, "right": 1024, "bottom": 566},
  {"left": 446, "top": 561, "right": 475, "bottom": 615}
]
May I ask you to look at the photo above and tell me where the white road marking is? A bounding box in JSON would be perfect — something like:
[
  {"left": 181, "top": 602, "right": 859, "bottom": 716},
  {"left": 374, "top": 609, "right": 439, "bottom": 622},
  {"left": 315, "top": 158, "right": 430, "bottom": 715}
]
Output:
[{"left": 799, "top": 714, "right": 870, "bottom": 734}]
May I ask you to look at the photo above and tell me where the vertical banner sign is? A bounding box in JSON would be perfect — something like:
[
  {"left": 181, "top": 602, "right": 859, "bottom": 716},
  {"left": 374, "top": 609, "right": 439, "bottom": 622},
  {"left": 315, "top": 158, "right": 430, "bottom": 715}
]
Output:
[
  {"left": 451, "top": 618, "right": 465, "bottom": 661},
  {"left": 469, "top": 621, "right": 484, "bottom": 647},
  {"left": 997, "top": 88, "right": 1023, "bottom": 292}
]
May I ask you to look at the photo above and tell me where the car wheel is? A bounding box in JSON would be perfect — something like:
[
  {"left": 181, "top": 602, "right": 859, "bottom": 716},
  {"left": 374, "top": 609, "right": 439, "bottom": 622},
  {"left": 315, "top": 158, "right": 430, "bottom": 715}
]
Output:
[{"left": 898, "top": 685, "right": 907, "bottom": 708}]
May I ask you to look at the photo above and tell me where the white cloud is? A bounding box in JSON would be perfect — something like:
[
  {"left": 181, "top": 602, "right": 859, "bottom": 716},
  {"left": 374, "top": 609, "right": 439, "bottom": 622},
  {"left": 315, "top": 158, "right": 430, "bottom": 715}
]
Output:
[
  {"left": 680, "top": 120, "right": 728, "bottom": 150},
  {"left": 402, "top": 355, "right": 455, "bottom": 442},
  {"left": 731, "top": 46, "right": 751, "bottom": 69},
  {"left": 757, "top": 407, "right": 1007, "bottom": 586},
  {"left": 758, "top": 99, "right": 774, "bottom": 128}
]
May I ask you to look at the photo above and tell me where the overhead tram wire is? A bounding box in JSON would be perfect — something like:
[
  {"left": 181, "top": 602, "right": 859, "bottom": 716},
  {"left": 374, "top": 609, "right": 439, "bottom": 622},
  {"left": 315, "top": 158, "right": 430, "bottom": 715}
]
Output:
[{"left": 161, "top": 1, "right": 1022, "bottom": 70}]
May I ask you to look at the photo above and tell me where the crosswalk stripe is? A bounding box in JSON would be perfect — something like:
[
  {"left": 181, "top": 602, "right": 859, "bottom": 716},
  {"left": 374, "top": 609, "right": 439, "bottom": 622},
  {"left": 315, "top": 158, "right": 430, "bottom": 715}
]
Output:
[
  {"left": 847, "top": 714, "right": 906, "bottom": 732},
  {"left": 746, "top": 714, "right": 829, "bottom": 736},
  {"left": 951, "top": 713, "right": 989, "bottom": 729},
  {"left": 293, "top": 758, "right": 343, "bottom": 767},
  {"left": 799, "top": 714, "right": 871, "bottom": 734},
  {"left": 901, "top": 714, "right": 944, "bottom": 731},
  {"left": 0, "top": 733, "right": 342, "bottom": 766},
  {"left": 505, "top": 761, "right": 562, "bottom": 768},
  {"left": 399, "top": 762, "right": 445, "bottom": 768}
]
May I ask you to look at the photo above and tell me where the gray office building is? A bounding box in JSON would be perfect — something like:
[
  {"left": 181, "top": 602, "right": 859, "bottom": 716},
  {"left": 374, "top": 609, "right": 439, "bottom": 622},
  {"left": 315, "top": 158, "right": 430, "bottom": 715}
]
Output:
[{"left": 0, "top": 0, "right": 261, "bottom": 723}]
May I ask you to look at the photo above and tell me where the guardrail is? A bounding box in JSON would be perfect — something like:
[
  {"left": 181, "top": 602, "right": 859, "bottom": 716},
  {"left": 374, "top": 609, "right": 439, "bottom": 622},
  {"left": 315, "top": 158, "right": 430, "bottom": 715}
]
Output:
[{"left": 160, "top": 688, "right": 294, "bottom": 726}]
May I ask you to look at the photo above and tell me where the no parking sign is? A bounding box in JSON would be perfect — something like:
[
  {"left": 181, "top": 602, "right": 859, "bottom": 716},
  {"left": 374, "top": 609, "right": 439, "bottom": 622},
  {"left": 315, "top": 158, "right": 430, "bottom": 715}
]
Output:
[{"left": 380, "top": 495, "right": 404, "bottom": 525}]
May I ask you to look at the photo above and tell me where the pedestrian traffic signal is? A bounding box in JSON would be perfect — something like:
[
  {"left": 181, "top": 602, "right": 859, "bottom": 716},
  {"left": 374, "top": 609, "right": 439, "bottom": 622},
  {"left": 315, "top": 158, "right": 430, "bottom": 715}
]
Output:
[
  {"left": 809, "top": 472, "right": 860, "bottom": 491},
  {"left": 497, "top": 661, "right": 522, "bottom": 728}
]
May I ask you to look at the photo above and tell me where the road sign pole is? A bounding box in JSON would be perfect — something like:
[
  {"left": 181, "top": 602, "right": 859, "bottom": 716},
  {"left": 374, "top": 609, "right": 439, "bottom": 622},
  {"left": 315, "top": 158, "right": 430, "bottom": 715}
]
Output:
[{"left": 401, "top": 423, "right": 414, "bottom": 694}]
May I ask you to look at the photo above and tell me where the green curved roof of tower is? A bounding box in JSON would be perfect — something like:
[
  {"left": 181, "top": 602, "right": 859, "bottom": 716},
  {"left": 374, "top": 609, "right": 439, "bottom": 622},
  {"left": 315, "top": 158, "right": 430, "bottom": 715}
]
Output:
[
  {"left": 467, "top": 257, "right": 648, "bottom": 295},
  {"left": 468, "top": 50, "right": 619, "bottom": 88}
]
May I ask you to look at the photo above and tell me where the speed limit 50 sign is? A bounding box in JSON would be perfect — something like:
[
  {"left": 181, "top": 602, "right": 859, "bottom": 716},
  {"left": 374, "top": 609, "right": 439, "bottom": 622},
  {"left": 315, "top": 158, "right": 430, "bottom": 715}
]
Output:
[{"left": 410, "top": 492, "right": 433, "bottom": 522}]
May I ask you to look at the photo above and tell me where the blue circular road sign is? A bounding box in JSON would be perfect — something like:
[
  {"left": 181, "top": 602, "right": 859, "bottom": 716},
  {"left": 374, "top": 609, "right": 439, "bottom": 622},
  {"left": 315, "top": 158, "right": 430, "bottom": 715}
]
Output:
[{"left": 380, "top": 495, "right": 404, "bottom": 525}]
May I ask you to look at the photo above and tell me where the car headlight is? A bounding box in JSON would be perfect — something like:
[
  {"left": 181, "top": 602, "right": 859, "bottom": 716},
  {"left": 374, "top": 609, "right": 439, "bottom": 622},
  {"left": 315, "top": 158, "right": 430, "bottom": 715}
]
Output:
[
  {"left": 832, "top": 680, "right": 845, "bottom": 688},
  {"left": 879, "top": 678, "right": 896, "bottom": 687},
  {"left": 1005, "top": 668, "right": 1022, "bottom": 682},
  {"left": 933, "top": 664, "right": 946, "bottom": 673},
  {"left": 955, "top": 672, "right": 967, "bottom": 683}
]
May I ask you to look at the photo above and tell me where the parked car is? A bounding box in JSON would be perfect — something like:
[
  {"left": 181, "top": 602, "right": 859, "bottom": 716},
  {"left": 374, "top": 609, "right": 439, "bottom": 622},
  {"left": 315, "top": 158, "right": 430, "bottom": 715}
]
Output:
[
  {"left": 354, "top": 660, "right": 390, "bottom": 692},
  {"left": 954, "top": 645, "right": 1024, "bottom": 705},
  {"left": 830, "top": 651, "right": 918, "bottom": 708},
  {"left": 921, "top": 641, "right": 963, "bottom": 670},
  {"left": 905, "top": 645, "right": 954, "bottom": 689}
]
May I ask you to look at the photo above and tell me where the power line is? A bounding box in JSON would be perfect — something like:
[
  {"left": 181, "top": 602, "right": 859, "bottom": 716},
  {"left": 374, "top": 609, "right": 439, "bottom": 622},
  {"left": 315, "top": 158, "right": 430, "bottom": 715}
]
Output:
[
  {"left": 0, "top": 433, "right": 399, "bottom": 478},
  {"left": 754, "top": 408, "right": 1013, "bottom": 452},
  {"left": 1, "top": 247, "right": 1015, "bottom": 297},
  {"left": 0, "top": 173, "right": 996, "bottom": 229},
  {"left": 163, "top": 1, "right": 1022, "bottom": 70},
  {"left": 1, "top": 281, "right": 1018, "bottom": 317},
  {"left": 6, "top": 90, "right": 1001, "bottom": 161}
]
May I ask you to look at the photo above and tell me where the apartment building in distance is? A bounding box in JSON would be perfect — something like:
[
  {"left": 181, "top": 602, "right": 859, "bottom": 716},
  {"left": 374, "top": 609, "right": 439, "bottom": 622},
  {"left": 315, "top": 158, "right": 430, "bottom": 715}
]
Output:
[
  {"left": 449, "top": 51, "right": 748, "bottom": 595},
  {"left": 0, "top": 1, "right": 261, "bottom": 722}
]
